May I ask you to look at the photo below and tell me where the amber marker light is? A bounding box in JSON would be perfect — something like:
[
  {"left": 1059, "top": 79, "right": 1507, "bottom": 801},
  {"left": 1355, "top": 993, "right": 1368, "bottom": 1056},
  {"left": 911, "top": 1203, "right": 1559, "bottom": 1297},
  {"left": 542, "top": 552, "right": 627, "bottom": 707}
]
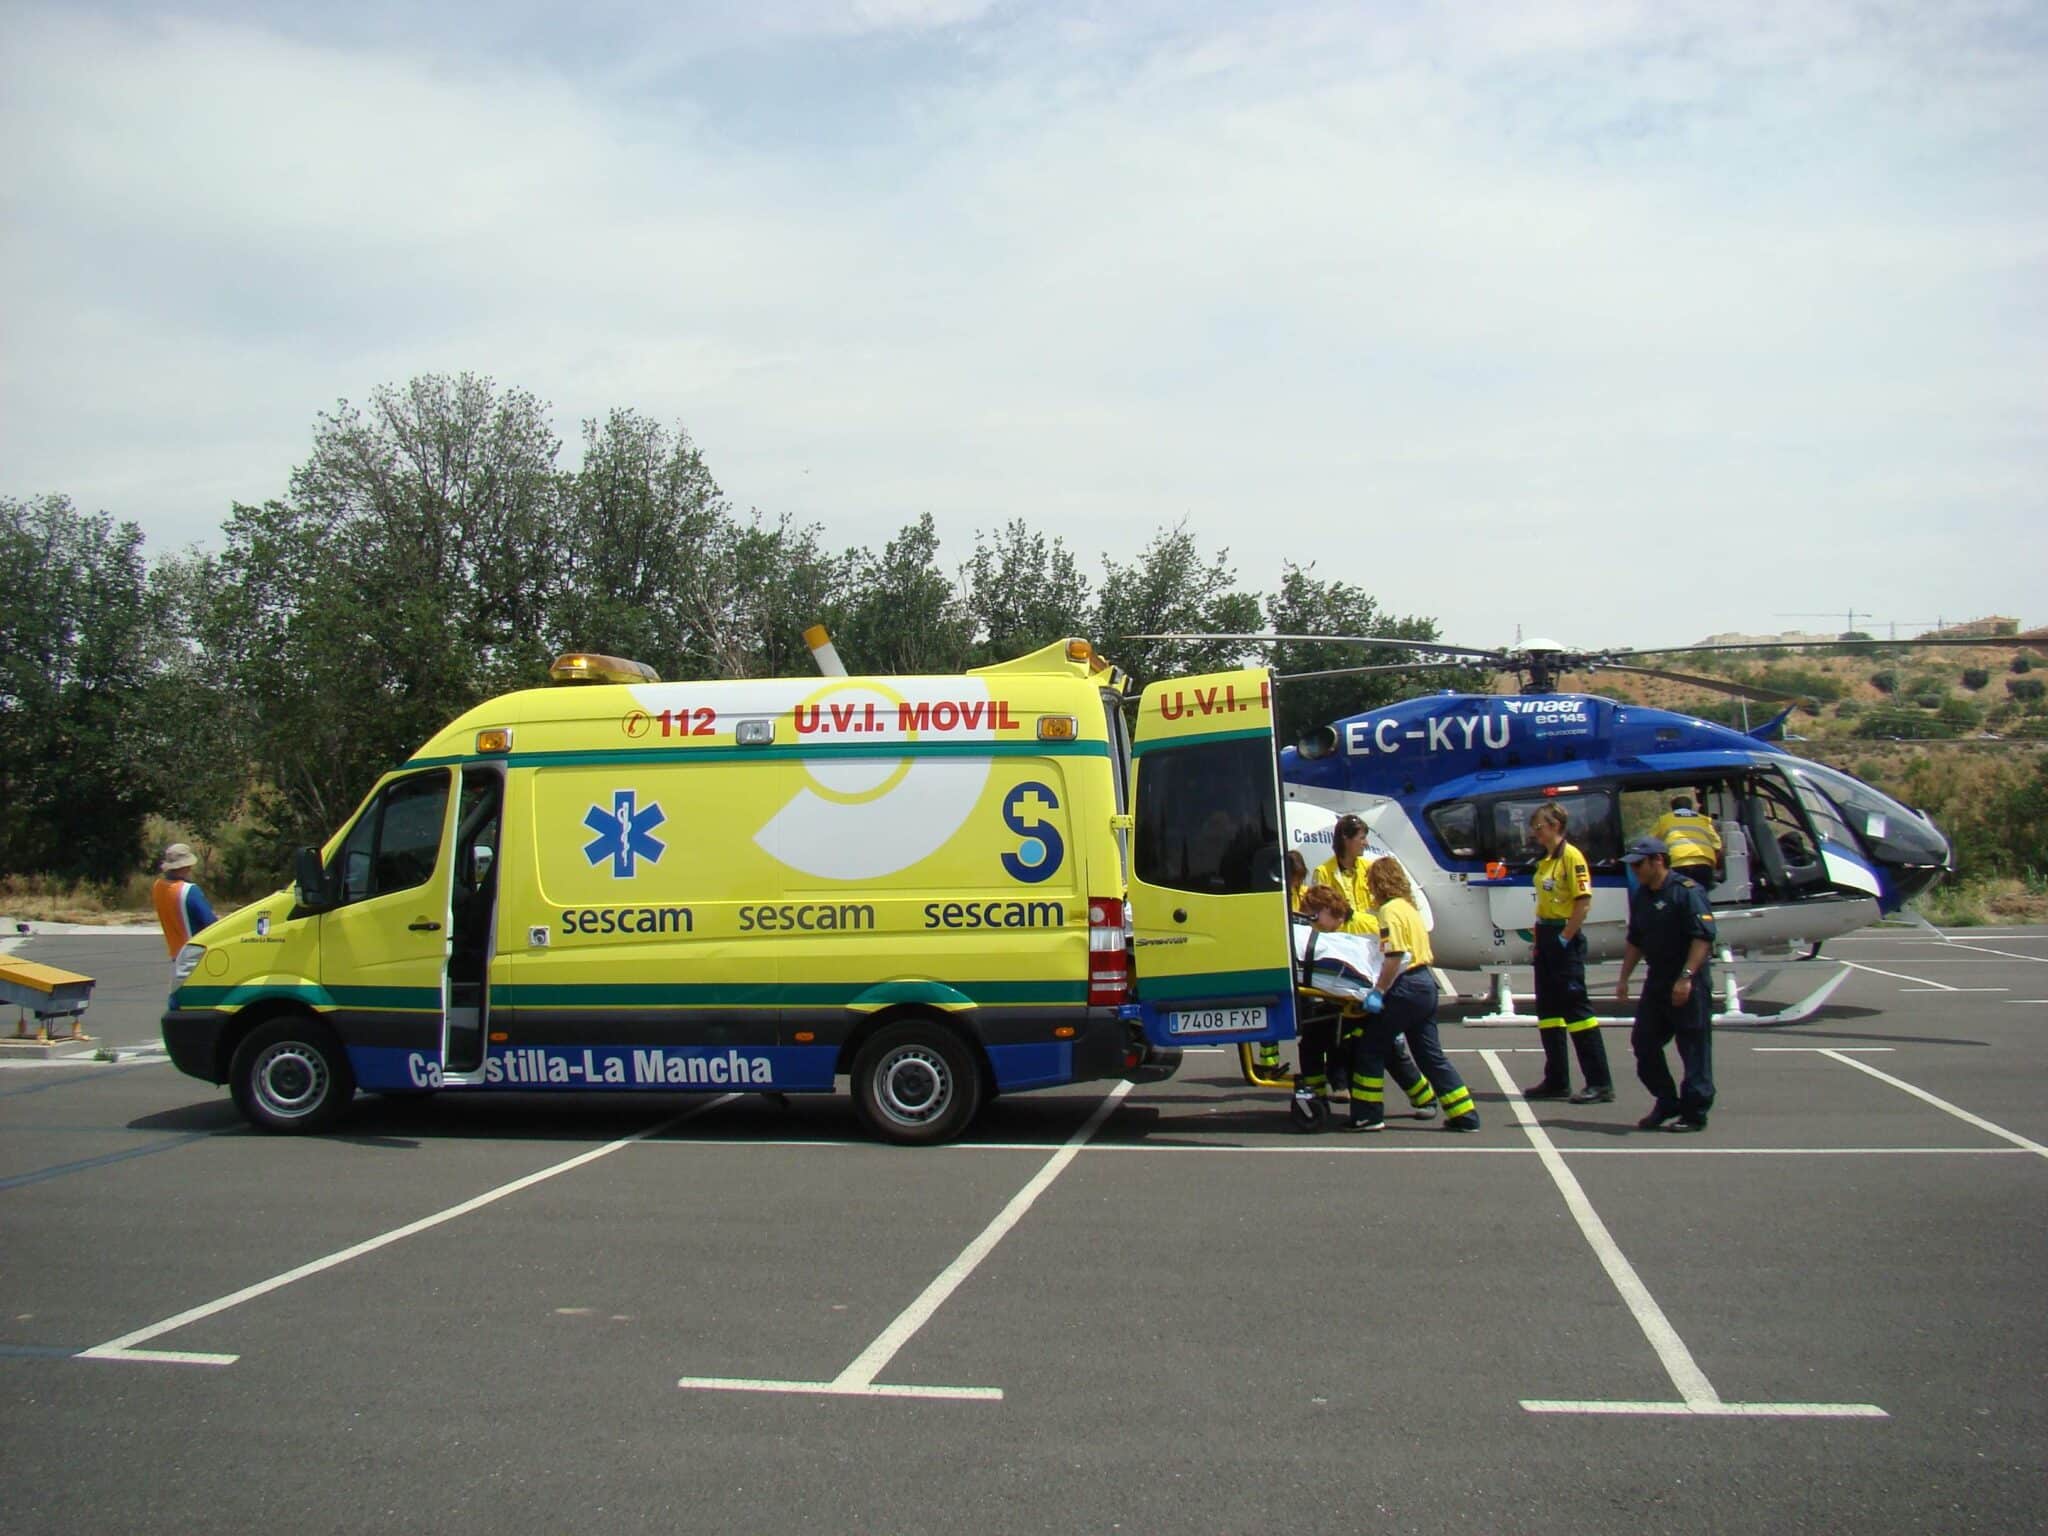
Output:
[
  {"left": 1053, "top": 1026, "right": 1077, "bottom": 1039},
  {"left": 489, "top": 1032, "right": 510, "bottom": 1043},
  {"left": 549, "top": 652, "right": 661, "bottom": 684},
  {"left": 1064, "top": 639, "right": 1094, "bottom": 664},
  {"left": 476, "top": 728, "right": 514, "bottom": 754},
  {"left": 1037, "top": 715, "right": 1077, "bottom": 741},
  {"left": 793, "top": 1031, "right": 816, "bottom": 1043}
]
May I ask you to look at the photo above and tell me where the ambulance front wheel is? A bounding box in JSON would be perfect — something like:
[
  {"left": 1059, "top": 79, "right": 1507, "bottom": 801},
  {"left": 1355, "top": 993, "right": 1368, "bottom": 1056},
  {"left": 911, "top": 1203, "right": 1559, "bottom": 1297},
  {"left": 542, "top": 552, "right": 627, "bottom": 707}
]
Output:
[
  {"left": 229, "top": 1016, "right": 356, "bottom": 1134},
  {"left": 852, "top": 1021, "right": 982, "bottom": 1146}
]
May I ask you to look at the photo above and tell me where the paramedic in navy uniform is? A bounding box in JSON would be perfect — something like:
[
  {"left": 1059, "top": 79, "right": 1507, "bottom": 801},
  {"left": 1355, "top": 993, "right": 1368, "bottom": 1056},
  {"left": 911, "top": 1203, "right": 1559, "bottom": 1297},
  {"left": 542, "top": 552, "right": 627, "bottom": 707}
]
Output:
[{"left": 1614, "top": 837, "right": 1718, "bottom": 1132}]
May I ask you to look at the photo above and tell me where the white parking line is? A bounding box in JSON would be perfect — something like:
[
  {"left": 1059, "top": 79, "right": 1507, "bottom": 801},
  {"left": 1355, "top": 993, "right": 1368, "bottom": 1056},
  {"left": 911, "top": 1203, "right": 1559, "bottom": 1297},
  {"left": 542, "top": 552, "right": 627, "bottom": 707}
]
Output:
[
  {"left": 1816, "top": 1050, "right": 2048, "bottom": 1159},
  {"left": 678, "top": 1080, "right": 1134, "bottom": 1402},
  {"left": 1923, "top": 941, "right": 2048, "bottom": 964},
  {"left": 1478, "top": 1050, "right": 1886, "bottom": 1420},
  {"left": 1840, "top": 960, "right": 2005, "bottom": 994},
  {"left": 78, "top": 1096, "right": 737, "bottom": 1366}
]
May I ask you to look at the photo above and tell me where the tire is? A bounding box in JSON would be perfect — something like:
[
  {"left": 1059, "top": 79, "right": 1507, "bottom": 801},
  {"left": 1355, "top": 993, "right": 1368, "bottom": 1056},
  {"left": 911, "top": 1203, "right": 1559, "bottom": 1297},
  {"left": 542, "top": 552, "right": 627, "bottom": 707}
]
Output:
[
  {"left": 851, "top": 1020, "right": 982, "bottom": 1146},
  {"left": 228, "top": 1016, "right": 356, "bottom": 1134}
]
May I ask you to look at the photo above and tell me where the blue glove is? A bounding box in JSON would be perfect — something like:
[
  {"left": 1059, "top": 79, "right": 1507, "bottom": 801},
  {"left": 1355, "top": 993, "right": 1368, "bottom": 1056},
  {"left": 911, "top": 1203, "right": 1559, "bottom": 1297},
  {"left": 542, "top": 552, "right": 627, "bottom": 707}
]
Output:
[
  {"left": 1363, "top": 989, "right": 1384, "bottom": 1014},
  {"left": 1556, "top": 932, "right": 1572, "bottom": 949}
]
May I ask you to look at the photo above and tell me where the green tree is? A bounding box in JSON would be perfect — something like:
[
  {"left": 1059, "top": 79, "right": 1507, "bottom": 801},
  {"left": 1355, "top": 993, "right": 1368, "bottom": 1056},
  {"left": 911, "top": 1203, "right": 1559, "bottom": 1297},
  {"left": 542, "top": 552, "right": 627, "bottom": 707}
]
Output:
[
  {"left": 2008, "top": 677, "right": 2046, "bottom": 703},
  {"left": 832, "top": 514, "right": 974, "bottom": 675},
  {"left": 554, "top": 410, "right": 728, "bottom": 679},
  {"left": 960, "top": 520, "right": 1094, "bottom": 666},
  {"left": 1261, "top": 563, "right": 1473, "bottom": 744},
  {"left": 1961, "top": 668, "right": 1990, "bottom": 691},
  {"left": 0, "top": 495, "right": 162, "bottom": 879},
  {"left": 1092, "top": 523, "right": 1262, "bottom": 690},
  {"left": 211, "top": 373, "right": 569, "bottom": 858}
]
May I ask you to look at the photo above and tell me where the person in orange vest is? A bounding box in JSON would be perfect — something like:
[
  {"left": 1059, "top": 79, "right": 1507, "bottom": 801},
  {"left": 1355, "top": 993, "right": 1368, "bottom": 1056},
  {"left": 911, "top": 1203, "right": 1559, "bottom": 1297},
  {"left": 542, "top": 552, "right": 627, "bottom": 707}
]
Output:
[{"left": 152, "top": 843, "right": 217, "bottom": 982}]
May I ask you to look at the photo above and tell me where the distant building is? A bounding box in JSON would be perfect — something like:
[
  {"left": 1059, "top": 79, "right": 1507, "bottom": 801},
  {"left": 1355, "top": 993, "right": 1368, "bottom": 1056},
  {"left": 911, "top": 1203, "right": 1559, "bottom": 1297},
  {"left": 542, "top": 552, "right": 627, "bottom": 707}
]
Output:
[
  {"left": 1917, "top": 616, "right": 2018, "bottom": 639},
  {"left": 1694, "top": 630, "right": 1841, "bottom": 648}
]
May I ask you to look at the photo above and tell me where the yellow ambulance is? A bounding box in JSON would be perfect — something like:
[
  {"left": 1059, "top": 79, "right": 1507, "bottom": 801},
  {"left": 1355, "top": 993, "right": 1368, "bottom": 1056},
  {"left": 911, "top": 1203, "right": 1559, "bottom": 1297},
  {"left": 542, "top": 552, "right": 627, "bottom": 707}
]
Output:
[{"left": 162, "top": 641, "right": 1298, "bottom": 1143}]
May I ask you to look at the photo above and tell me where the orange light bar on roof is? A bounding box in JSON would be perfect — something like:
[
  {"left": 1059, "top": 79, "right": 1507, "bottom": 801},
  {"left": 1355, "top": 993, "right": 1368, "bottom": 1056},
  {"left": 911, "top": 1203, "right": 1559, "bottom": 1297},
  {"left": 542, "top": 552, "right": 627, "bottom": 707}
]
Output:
[
  {"left": 1065, "top": 640, "right": 1094, "bottom": 665},
  {"left": 549, "top": 652, "right": 661, "bottom": 685}
]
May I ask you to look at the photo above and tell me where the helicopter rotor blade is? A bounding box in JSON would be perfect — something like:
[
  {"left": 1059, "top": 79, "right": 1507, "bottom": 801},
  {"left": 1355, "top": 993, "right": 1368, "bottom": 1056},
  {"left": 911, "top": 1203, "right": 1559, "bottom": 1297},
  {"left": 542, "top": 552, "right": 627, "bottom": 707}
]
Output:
[
  {"left": 1588, "top": 661, "right": 1809, "bottom": 704},
  {"left": 1614, "top": 634, "right": 2045, "bottom": 660},
  {"left": 1121, "top": 632, "right": 1505, "bottom": 662},
  {"left": 1273, "top": 661, "right": 1488, "bottom": 684}
]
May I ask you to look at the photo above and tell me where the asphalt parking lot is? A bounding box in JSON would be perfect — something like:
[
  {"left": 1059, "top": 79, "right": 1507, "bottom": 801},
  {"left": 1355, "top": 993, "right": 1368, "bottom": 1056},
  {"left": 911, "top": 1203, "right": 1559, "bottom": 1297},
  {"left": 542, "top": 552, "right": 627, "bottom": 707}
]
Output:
[{"left": 4, "top": 927, "right": 2045, "bottom": 1535}]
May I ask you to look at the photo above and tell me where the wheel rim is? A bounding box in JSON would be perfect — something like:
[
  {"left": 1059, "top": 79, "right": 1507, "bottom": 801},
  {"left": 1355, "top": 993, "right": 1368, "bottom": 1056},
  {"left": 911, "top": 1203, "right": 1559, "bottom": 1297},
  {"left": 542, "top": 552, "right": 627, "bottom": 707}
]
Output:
[
  {"left": 251, "top": 1041, "right": 329, "bottom": 1119},
  {"left": 872, "top": 1044, "right": 953, "bottom": 1128}
]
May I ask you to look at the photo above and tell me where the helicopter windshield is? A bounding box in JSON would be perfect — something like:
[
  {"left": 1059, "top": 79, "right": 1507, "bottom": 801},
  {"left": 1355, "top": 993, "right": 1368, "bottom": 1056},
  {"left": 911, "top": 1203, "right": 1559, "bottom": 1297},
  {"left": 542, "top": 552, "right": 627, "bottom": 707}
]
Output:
[{"left": 1782, "top": 760, "right": 1949, "bottom": 872}]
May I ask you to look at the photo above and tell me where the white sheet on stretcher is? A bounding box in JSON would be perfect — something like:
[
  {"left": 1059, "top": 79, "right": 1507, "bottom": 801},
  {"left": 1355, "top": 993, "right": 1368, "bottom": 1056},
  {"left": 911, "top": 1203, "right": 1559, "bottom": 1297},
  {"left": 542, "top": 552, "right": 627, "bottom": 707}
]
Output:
[{"left": 1292, "top": 922, "right": 1384, "bottom": 1002}]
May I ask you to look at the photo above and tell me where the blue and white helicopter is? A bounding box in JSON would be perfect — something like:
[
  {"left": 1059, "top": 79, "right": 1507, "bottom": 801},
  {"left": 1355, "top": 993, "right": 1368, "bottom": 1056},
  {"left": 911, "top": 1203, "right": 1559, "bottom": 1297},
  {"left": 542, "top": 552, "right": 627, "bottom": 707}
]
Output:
[{"left": 1138, "top": 632, "right": 1992, "bottom": 1026}]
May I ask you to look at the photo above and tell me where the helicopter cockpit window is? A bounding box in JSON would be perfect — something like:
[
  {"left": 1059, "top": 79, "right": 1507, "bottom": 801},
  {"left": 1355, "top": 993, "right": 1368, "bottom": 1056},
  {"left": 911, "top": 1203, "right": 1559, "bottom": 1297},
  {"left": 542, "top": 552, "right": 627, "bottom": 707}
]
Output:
[
  {"left": 1427, "top": 801, "right": 1480, "bottom": 860},
  {"left": 1484, "top": 791, "right": 1622, "bottom": 869},
  {"left": 1784, "top": 767, "right": 1857, "bottom": 852}
]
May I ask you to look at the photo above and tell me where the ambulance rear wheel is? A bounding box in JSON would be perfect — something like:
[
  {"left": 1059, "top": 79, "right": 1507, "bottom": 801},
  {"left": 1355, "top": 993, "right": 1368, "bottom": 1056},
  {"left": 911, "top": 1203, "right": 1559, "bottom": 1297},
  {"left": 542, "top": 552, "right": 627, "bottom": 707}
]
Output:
[
  {"left": 852, "top": 1022, "right": 981, "bottom": 1145},
  {"left": 229, "top": 1016, "right": 355, "bottom": 1134}
]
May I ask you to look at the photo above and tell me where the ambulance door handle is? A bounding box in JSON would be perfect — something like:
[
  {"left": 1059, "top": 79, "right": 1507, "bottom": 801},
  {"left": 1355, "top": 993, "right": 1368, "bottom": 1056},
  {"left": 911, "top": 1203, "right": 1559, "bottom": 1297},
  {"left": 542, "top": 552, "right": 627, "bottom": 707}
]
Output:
[{"left": 409, "top": 918, "right": 442, "bottom": 932}]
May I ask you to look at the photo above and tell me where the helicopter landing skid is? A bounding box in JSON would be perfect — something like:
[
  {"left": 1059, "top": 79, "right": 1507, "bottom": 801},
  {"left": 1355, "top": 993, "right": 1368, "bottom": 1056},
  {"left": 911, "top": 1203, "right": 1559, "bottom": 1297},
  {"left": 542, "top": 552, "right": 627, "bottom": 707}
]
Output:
[{"left": 1464, "top": 960, "right": 1851, "bottom": 1029}]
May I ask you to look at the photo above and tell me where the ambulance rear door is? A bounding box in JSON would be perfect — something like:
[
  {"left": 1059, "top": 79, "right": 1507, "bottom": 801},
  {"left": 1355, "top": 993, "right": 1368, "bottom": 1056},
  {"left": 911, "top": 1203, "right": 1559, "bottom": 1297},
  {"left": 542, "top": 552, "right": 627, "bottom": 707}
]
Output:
[{"left": 1127, "top": 669, "right": 1297, "bottom": 1050}]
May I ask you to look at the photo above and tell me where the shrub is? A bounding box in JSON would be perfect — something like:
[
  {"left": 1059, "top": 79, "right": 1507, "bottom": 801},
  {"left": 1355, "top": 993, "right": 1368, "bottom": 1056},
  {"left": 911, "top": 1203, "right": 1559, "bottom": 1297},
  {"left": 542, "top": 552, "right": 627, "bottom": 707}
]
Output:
[
  {"left": 1853, "top": 708, "right": 1956, "bottom": 740},
  {"left": 1870, "top": 670, "right": 1898, "bottom": 694},
  {"left": 1911, "top": 692, "right": 1947, "bottom": 711},
  {"left": 1834, "top": 699, "right": 1864, "bottom": 718},
  {"left": 1757, "top": 664, "right": 1843, "bottom": 702},
  {"left": 1937, "top": 696, "right": 1983, "bottom": 730},
  {"left": 2014, "top": 655, "right": 2035, "bottom": 674},
  {"left": 2008, "top": 677, "right": 2046, "bottom": 703},
  {"left": 1962, "top": 668, "right": 1990, "bottom": 691}
]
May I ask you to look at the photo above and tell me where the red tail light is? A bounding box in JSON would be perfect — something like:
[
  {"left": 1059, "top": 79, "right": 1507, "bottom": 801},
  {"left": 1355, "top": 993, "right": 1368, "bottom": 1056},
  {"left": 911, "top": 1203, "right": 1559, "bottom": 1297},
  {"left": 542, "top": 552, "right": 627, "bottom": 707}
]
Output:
[{"left": 1087, "top": 897, "right": 1129, "bottom": 1007}]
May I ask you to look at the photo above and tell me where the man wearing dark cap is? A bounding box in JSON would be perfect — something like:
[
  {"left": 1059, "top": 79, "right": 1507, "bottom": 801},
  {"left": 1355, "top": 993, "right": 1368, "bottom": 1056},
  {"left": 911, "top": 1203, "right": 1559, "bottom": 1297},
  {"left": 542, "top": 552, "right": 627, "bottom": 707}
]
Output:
[{"left": 1614, "top": 836, "right": 1717, "bottom": 1132}]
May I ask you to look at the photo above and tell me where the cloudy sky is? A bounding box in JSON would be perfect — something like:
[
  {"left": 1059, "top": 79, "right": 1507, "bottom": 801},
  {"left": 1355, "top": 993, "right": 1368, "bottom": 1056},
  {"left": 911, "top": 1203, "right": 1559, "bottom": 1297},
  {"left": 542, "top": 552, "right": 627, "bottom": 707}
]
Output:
[{"left": 3, "top": 0, "right": 2043, "bottom": 649}]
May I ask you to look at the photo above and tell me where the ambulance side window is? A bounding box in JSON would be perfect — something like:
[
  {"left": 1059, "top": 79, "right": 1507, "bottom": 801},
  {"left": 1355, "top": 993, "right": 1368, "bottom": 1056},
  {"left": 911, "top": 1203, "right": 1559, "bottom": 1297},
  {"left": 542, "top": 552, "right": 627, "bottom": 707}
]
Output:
[
  {"left": 1135, "top": 737, "right": 1281, "bottom": 895},
  {"left": 332, "top": 772, "right": 452, "bottom": 905}
]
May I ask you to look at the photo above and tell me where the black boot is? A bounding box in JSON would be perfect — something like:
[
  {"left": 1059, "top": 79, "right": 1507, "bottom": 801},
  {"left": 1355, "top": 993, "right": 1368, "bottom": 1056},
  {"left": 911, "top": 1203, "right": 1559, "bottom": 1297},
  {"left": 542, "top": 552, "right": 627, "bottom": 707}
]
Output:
[
  {"left": 1524, "top": 1029, "right": 1571, "bottom": 1098},
  {"left": 1568, "top": 1026, "right": 1614, "bottom": 1102}
]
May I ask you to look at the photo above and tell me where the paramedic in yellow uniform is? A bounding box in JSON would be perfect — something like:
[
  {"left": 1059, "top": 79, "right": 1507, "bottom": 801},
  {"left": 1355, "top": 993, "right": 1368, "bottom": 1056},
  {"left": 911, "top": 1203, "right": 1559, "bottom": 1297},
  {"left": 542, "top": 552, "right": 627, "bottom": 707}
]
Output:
[
  {"left": 1345, "top": 859, "right": 1479, "bottom": 1131},
  {"left": 1523, "top": 803, "right": 1614, "bottom": 1103},
  {"left": 1651, "top": 795, "right": 1723, "bottom": 892},
  {"left": 1311, "top": 813, "right": 1378, "bottom": 934}
]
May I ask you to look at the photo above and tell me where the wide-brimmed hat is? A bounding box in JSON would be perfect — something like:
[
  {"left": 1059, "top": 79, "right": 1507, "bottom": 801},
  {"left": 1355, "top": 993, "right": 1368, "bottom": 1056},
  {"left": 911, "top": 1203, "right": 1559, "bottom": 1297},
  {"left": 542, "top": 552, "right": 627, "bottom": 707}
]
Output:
[{"left": 160, "top": 843, "right": 198, "bottom": 873}]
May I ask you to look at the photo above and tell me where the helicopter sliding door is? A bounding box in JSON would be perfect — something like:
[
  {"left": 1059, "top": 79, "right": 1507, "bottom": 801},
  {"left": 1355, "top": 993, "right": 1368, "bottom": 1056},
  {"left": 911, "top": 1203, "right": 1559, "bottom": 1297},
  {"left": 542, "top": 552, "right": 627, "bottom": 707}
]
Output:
[
  {"left": 1127, "top": 670, "right": 1297, "bottom": 1052},
  {"left": 1741, "top": 769, "right": 1830, "bottom": 897}
]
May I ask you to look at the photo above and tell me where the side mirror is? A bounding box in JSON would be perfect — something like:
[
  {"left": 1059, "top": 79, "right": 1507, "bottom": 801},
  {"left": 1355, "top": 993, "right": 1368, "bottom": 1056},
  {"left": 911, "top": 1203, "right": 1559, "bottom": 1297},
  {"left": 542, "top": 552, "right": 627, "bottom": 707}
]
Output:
[{"left": 294, "top": 847, "right": 336, "bottom": 913}]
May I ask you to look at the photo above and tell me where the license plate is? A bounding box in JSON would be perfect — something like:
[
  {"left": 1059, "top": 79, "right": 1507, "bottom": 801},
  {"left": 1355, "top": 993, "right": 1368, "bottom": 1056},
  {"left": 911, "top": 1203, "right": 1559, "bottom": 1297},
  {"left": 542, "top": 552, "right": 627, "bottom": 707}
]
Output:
[{"left": 1167, "top": 1005, "right": 1268, "bottom": 1037}]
